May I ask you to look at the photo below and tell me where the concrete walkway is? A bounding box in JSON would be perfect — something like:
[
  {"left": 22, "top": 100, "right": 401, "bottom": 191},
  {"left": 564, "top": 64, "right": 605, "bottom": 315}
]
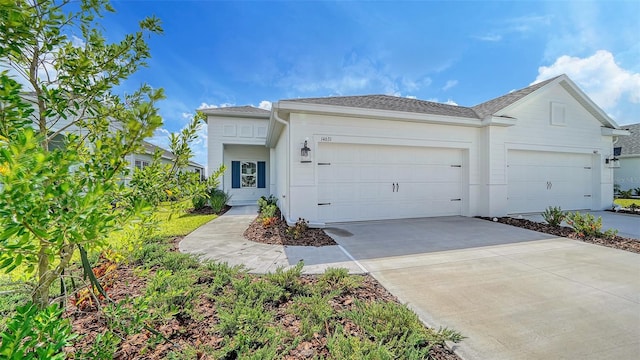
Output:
[{"left": 179, "top": 206, "right": 364, "bottom": 274}]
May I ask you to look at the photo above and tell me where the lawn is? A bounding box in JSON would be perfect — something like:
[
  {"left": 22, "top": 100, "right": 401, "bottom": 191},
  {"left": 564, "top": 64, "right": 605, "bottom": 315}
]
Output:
[
  {"left": 1, "top": 205, "right": 463, "bottom": 359},
  {"left": 614, "top": 198, "right": 640, "bottom": 208}
]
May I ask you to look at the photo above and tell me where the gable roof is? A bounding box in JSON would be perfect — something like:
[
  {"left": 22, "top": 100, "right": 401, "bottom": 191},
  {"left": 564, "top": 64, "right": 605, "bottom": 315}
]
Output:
[
  {"left": 284, "top": 94, "right": 480, "bottom": 119},
  {"left": 278, "top": 74, "right": 617, "bottom": 128},
  {"left": 471, "top": 76, "right": 561, "bottom": 118},
  {"left": 616, "top": 123, "right": 640, "bottom": 155},
  {"left": 200, "top": 105, "right": 270, "bottom": 118}
]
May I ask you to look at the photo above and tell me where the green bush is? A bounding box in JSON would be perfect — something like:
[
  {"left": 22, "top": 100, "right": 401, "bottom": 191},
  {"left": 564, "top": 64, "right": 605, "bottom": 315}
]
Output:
[
  {"left": 318, "top": 267, "right": 363, "bottom": 295},
  {"left": 260, "top": 204, "right": 278, "bottom": 219},
  {"left": 565, "top": 212, "right": 618, "bottom": 238},
  {"left": 0, "top": 303, "right": 76, "bottom": 360},
  {"left": 542, "top": 206, "right": 565, "bottom": 227},
  {"left": 209, "top": 188, "right": 231, "bottom": 213},
  {"left": 265, "top": 262, "right": 306, "bottom": 297},
  {"left": 289, "top": 292, "right": 336, "bottom": 340},
  {"left": 257, "top": 195, "right": 278, "bottom": 212},
  {"left": 286, "top": 218, "right": 309, "bottom": 240},
  {"left": 618, "top": 189, "right": 634, "bottom": 199},
  {"left": 191, "top": 195, "right": 207, "bottom": 210}
]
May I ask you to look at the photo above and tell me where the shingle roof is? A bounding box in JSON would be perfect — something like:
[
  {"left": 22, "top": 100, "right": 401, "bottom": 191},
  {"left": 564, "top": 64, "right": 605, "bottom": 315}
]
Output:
[
  {"left": 284, "top": 94, "right": 480, "bottom": 118},
  {"left": 471, "top": 76, "right": 562, "bottom": 118},
  {"left": 283, "top": 76, "right": 564, "bottom": 120},
  {"left": 202, "top": 105, "right": 270, "bottom": 114},
  {"left": 617, "top": 123, "right": 640, "bottom": 155},
  {"left": 141, "top": 141, "right": 204, "bottom": 168}
]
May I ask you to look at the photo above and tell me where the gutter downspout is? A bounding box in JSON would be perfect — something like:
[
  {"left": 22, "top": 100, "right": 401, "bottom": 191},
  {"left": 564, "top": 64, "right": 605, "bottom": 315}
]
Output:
[{"left": 272, "top": 104, "right": 294, "bottom": 225}]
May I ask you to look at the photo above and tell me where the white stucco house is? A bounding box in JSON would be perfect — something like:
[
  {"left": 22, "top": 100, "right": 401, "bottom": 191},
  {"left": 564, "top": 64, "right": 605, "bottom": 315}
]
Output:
[
  {"left": 613, "top": 123, "right": 640, "bottom": 192},
  {"left": 124, "top": 141, "right": 205, "bottom": 184},
  {"left": 203, "top": 74, "right": 628, "bottom": 226}
]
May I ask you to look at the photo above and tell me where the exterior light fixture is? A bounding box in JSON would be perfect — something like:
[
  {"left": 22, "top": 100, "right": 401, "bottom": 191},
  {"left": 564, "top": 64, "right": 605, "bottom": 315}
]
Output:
[
  {"left": 605, "top": 156, "right": 620, "bottom": 168},
  {"left": 300, "top": 139, "right": 311, "bottom": 163}
]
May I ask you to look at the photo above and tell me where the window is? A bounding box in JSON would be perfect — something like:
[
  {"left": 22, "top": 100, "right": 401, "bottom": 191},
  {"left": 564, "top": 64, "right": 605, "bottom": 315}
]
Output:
[
  {"left": 241, "top": 161, "right": 257, "bottom": 188},
  {"left": 134, "top": 160, "right": 149, "bottom": 170},
  {"left": 232, "top": 160, "right": 266, "bottom": 189}
]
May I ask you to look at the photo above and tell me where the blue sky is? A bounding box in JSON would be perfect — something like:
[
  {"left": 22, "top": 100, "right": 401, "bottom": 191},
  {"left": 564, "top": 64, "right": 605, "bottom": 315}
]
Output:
[{"left": 101, "top": 0, "right": 639, "bottom": 169}]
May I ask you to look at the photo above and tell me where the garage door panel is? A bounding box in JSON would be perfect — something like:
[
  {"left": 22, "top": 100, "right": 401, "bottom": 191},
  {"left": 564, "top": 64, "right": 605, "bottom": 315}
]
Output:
[
  {"left": 508, "top": 150, "right": 592, "bottom": 214},
  {"left": 318, "top": 143, "right": 463, "bottom": 222}
]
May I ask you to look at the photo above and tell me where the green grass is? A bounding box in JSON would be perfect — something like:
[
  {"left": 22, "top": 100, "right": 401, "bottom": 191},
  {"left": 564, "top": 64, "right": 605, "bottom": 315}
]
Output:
[{"left": 614, "top": 198, "right": 640, "bottom": 208}]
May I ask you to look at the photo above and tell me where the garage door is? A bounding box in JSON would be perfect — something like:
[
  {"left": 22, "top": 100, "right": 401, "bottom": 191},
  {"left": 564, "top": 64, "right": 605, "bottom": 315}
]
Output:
[
  {"left": 317, "top": 143, "right": 463, "bottom": 222},
  {"left": 507, "top": 150, "right": 592, "bottom": 214}
]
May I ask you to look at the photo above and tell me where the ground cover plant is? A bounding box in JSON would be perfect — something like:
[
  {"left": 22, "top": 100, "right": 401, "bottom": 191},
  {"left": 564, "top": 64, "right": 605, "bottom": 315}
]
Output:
[{"left": 479, "top": 208, "right": 640, "bottom": 254}]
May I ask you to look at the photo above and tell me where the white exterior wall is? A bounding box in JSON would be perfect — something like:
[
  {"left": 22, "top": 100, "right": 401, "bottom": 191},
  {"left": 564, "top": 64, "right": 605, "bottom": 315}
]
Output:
[
  {"left": 285, "top": 113, "right": 481, "bottom": 224},
  {"left": 615, "top": 156, "right": 640, "bottom": 191},
  {"left": 502, "top": 86, "right": 614, "bottom": 211},
  {"left": 273, "top": 127, "right": 290, "bottom": 218},
  {"left": 207, "top": 114, "right": 270, "bottom": 205}
]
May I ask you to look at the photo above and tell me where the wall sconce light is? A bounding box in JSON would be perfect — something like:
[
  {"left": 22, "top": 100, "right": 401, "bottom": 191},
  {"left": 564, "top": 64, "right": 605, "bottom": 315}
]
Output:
[
  {"left": 605, "top": 156, "right": 620, "bottom": 168},
  {"left": 300, "top": 138, "right": 312, "bottom": 163}
]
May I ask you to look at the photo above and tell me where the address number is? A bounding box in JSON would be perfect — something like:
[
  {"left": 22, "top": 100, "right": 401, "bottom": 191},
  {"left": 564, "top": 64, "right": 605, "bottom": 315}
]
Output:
[{"left": 320, "top": 136, "right": 332, "bottom": 142}]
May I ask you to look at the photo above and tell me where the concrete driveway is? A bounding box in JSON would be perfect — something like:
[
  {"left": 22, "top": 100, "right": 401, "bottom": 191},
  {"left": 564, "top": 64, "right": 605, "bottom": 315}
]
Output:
[{"left": 326, "top": 217, "right": 640, "bottom": 360}]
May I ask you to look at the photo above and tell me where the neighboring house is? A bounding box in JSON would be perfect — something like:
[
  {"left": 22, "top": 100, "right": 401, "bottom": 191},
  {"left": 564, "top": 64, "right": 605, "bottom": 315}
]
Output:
[
  {"left": 124, "top": 141, "right": 206, "bottom": 184},
  {"left": 203, "top": 74, "right": 628, "bottom": 226},
  {"left": 613, "top": 123, "right": 640, "bottom": 191}
]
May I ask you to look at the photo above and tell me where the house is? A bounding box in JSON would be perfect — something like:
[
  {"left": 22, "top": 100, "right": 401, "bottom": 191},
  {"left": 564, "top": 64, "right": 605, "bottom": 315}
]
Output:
[
  {"left": 203, "top": 74, "right": 628, "bottom": 226},
  {"left": 125, "top": 141, "right": 205, "bottom": 183},
  {"left": 613, "top": 123, "right": 640, "bottom": 191}
]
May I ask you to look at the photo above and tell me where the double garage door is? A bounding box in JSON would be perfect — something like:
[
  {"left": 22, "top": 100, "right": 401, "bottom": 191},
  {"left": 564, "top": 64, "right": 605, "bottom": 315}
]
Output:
[
  {"left": 507, "top": 150, "right": 593, "bottom": 214},
  {"left": 317, "top": 143, "right": 463, "bottom": 222}
]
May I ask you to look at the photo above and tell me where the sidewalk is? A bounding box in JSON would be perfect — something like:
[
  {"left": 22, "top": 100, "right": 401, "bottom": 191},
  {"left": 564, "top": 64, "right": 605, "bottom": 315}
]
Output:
[{"left": 179, "top": 205, "right": 365, "bottom": 274}]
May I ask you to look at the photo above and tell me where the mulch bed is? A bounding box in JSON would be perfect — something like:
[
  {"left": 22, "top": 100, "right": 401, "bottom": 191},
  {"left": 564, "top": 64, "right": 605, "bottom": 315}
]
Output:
[
  {"left": 244, "top": 210, "right": 337, "bottom": 247},
  {"left": 64, "top": 254, "right": 460, "bottom": 359},
  {"left": 188, "top": 205, "right": 231, "bottom": 215},
  {"left": 478, "top": 216, "right": 640, "bottom": 254}
]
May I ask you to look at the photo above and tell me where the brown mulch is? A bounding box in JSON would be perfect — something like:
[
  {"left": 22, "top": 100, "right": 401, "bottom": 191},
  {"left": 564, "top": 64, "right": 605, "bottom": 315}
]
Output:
[
  {"left": 64, "top": 259, "right": 460, "bottom": 359},
  {"left": 244, "top": 211, "right": 337, "bottom": 247},
  {"left": 478, "top": 216, "right": 640, "bottom": 254},
  {"left": 188, "top": 205, "right": 231, "bottom": 215}
]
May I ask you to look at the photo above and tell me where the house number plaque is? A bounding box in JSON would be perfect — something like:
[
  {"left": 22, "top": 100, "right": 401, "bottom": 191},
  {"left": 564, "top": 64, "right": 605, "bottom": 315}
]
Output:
[{"left": 320, "top": 136, "right": 332, "bottom": 142}]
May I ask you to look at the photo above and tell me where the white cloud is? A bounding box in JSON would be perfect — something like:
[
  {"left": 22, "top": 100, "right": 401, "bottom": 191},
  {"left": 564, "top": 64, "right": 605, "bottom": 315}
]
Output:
[
  {"left": 443, "top": 80, "right": 458, "bottom": 91},
  {"left": 426, "top": 98, "right": 459, "bottom": 106},
  {"left": 258, "top": 100, "right": 272, "bottom": 110},
  {"left": 475, "top": 34, "right": 502, "bottom": 42},
  {"left": 534, "top": 50, "right": 640, "bottom": 109},
  {"left": 197, "top": 102, "right": 235, "bottom": 110}
]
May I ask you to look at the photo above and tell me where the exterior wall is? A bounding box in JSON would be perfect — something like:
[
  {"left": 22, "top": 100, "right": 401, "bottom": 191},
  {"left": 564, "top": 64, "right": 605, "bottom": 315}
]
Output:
[
  {"left": 222, "top": 144, "right": 269, "bottom": 205},
  {"left": 615, "top": 156, "right": 640, "bottom": 191},
  {"left": 501, "top": 85, "right": 614, "bottom": 212},
  {"left": 207, "top": 115, "right": 269, "bottom": 178},
  {"left": 285, "top": 113, "right": 481, "bottom": 224},
  {"left": 272, "top": 127, "right": 289, "bottom": 218},
  {"left": 207, "top": 114, "right": 270, "bottom": 205}
]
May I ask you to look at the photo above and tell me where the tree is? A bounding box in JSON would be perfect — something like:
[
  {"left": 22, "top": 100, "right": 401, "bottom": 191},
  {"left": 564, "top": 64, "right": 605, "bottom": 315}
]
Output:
[{"left": 0, "top": 0, "right": 163, "bottom": 309}]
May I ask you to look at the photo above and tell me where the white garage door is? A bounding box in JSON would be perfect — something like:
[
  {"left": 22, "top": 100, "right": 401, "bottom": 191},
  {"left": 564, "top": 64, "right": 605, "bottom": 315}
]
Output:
[
  {"left": 507, "top": 150, "right": 593, "bottom": 214},
  {"left": 317, "top": 143, "right": 463, "bottom": 222}
]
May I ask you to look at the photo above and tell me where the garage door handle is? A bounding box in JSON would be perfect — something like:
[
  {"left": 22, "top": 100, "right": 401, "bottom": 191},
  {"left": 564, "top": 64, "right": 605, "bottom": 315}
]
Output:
[
  {"left": 318, "top": 203, "right": 331, "bottom": 206},
  {"left": 450, "top": 198, "right": 461, "bottom": 201}
]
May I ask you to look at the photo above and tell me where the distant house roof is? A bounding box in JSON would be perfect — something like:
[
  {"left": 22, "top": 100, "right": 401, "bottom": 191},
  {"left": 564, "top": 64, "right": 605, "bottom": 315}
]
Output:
[
  {"left": 200, "top": 105, "right": 270, "bottom": 117},
  {"left": 142, "top": 141, "right": 204, "bottom": 169},
  {"left": 616, "top": 123, "right": 640, "bottom": 156}
]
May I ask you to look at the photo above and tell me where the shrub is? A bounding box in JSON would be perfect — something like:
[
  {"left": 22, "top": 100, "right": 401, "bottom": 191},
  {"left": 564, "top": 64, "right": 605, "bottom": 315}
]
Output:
[
  {"left": 0, "top": 303, "right": 76, "bottom": 360},
  {"left": 634, "top": 188, "right": 640, "bottom": 197},
  {"left": 257, "top": 195, "right": 278, "bottom": 212},
  {"left": 618, "top": 189, "right": 633, "bottom": 199},
  {"left": 286, "top": 218, "right": 309, "bottom": 240},
  {"left": 565, "top": 212, "right": 618, "bottom": 238},
  {"left": 318, "top": 267, "right": 362, "bottom": 295},
  {"left": 541, "top": 206, "right": 565, "bottom": 227},
  {"left": 260, "top": 204, "right": 278, "bottom": 219},
  {"left": 191, "top": 195, "right": 207, "bottom": 210},
  {"left": 209, "top": 188, "right": 231, "bottom": 213}
]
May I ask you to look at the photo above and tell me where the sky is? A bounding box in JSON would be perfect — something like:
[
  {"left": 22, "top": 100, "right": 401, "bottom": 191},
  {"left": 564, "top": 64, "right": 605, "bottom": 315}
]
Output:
[{"left": 90, "top": 1, "right": 640, "bottom": 169}]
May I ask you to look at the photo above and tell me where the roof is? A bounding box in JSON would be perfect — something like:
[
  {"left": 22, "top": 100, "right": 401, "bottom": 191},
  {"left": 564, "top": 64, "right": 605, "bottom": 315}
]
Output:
[
  {"left": 471, "top": 76, "right": 561, "bottom": 118},
  {"left": 200, "top": 105, "right": 270, "bottom": 116},
  {"left": 141, "top": 141, "right": 204, "bottom": 169},
  {"left": 284, "top": 94, "right": 480, "bottom": 119},
  {"left": 281, "top": 75, "right": 568, "bottom": 121},
  {"left": 616, "top": 123, "right": 640, "bottom": 155}
]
